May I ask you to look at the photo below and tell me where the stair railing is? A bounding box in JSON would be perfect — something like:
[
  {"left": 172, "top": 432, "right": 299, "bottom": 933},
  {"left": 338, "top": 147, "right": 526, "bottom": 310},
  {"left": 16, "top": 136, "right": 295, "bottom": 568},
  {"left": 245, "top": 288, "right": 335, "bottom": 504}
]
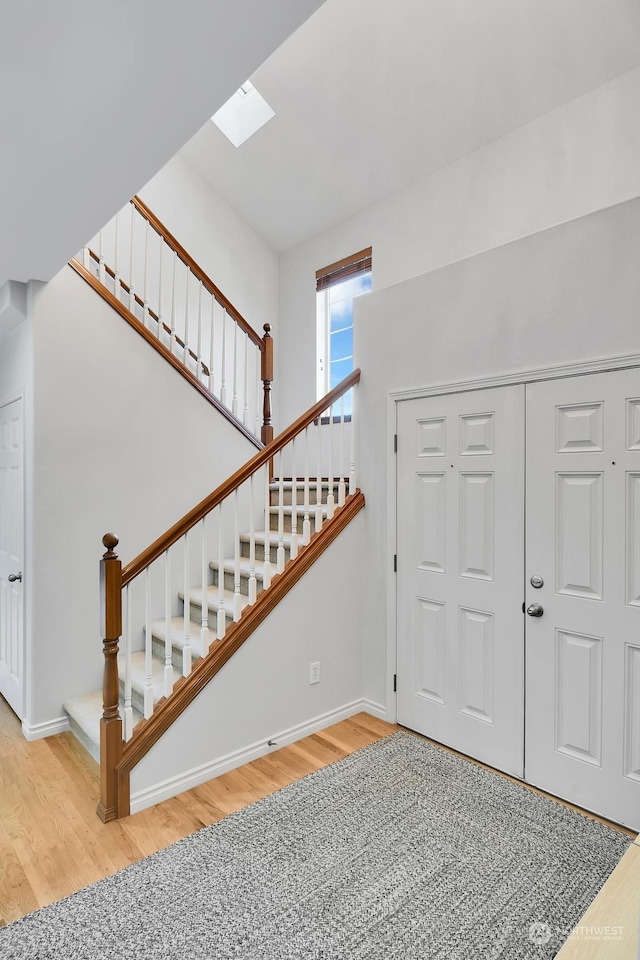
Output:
[
  {"left": 98, "top": 370, "right": 362, "bottom": 820},
  {"left": 74, "top": 196, "right": 273, "bottom": 447}
]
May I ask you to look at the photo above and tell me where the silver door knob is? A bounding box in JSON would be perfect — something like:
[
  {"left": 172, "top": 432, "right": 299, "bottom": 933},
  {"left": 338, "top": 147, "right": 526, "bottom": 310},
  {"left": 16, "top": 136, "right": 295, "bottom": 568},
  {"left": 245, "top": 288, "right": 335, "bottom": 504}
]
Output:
[
  {"left": 526, "top": 602, "right": 543, "bottom": 617},
  {"left": 8, "top": 572, "right": 22, "bottom": 583}
]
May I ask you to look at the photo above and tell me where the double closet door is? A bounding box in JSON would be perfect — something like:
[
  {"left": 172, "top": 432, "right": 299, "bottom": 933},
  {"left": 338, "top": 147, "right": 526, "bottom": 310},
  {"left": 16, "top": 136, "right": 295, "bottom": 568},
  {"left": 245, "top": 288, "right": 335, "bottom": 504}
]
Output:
[{"left": 396, "top": 369, "right": 640, "bottom": 830}]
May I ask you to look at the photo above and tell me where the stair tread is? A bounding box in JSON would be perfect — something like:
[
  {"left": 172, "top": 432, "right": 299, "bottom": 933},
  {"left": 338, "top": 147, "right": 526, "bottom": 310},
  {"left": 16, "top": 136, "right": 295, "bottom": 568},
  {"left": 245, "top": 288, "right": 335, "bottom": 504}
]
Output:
[
  {"left": 115, "top": 651, "right": 181, "bottom": 705},
  {"left": 148, "top": 616, "right": 210, "bottom": 657},
  {"left": 209, "top": 556, "right": 276, "bottom": 578},
  {"left": 63, "top": 689, "right": 144, "bottom": 758},
  {"left": 180, "top": 584, "right": 252, "bottom": 612},
  {"left": 269, "top": 504, "right": 330, "bottom": 516},
  {"left": 239, "top": 530, "right": 297, "bottom": 546},
  {"left": 268, "top": 480, "right": 345, "bottom": 489}
]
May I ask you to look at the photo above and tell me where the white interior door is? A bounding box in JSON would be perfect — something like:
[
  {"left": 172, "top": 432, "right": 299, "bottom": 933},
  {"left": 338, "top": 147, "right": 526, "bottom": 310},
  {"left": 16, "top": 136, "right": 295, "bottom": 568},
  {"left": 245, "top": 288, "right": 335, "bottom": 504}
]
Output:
[
  {"left": 396, "top": 386, "right": 525, "bottom": 777},
  {"left": 525, "top": 370, "right": 640, "bottom": 830},
  {"left": 0, "top": 397, "right": 25, "bottom": 717}
]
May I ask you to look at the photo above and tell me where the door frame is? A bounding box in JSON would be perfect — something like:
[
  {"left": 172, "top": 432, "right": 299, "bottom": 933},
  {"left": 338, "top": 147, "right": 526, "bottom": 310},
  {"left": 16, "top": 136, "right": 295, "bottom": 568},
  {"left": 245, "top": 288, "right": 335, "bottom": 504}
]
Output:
[
  {"left": 387, "top": 349, "right": 640, "bottom": 725},
  {"left": 0, "top": 388, "right": 27, "bottom": 721}
]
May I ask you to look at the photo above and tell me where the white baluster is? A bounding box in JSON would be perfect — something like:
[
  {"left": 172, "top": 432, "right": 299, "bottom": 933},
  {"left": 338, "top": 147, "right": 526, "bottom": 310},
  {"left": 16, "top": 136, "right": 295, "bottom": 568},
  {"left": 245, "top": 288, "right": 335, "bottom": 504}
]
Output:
[
  {"left": 263, "top": 468, "right": 272, "bottom": 589},
  {"left": 182, "top": 531, "right": 191, "bottom": 677},
  {"left": 114, "top": 210, "right": 121, "bottom": 303},
  {"left": 184, "top": 267, "right": 190, "bottom": 365},
  {"left": 197, "top": 281, "right": 203, "bottom": 380},
  {"left": 164, "top": 549, "right": 172, "bottom": 697},
  {"left": 277, "top": 453, "right": 285, "bottom": 573},
  {"left": 157, "top": 238, "right": 164, "bottom": 340},
  {"left": 144, "top": 568, "right": 153, "bottom": 718},
  {"left": 233, "top": 489, "right": 241, "bottom": 621},
  {"left": 217, "top": 503, "right": 227, "bottom": 638},
  {"left": 123, "top": 584, "right": 133, "bottom": 741},
  {"left": 129, "top": 203, "right": 136, "bottom": 313},
  {"left": 248, "top": 473, "right": 257, "bottom": 604},
  {"left": 232, "top": 321, "right": 239, "bottom": 417},
  {"left": 327, "top": 404, "right": 335, "bottom": 519},
  {"left": 349, "top": 385, "right": 357, "bottom": 494},
  {"left": 170, "top": 250, "right": 177, "bottom": 353},
  {"left": 220, "top": 308, "right": 227, "bottom": 407},
  {"left": 243, "top": 334, "right": 249, "bottom": 426},
  {"left": 303, "top": 426, "right": 311, "bottom": 546},
  {"left": 254, "top": 347, "right": 261, "bottom": 438},
  {"left": 83, "top": 245, "right": 90, "bottom": 270},
  {"left": 98, "top": 229, "right": 105, "bottom": 285},
  {"left": 290, "top": 436, "right": 298, "bottom": 560},
  {"left": 315, "top": 417, "right": 323, "bottom": 532},
  {"left": 209, "top": 294, "right": 215, "bottom": 394},
  {"left": 143, "top": 217, "right": 150, "bottom": 328},
  {"left": 201, "top": 516, "right": 209, "bottom": 649},
  {"left": 338, "top": 393, "right": 346, "bottom": 506}
]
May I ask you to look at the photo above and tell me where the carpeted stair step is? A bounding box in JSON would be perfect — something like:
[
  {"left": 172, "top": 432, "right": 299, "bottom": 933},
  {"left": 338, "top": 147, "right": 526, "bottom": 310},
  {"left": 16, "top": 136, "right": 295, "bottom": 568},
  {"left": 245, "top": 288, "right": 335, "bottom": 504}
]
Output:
[
  {"left": 269, "top": 480, "right": 343, "bottom": 507},
  {"left": 268, "top": 504, "right": 329, "bottom": 533},
  {"left": 63, "top": 689, "right": 144, "bottom": 763},
  {"left": 239, "top": 530, "right": 296, "bottom": 563},
  {"left": 118, "top": 651, "right": 182, "bottom": 717},
  {"left": 209, "top": 556, "right": 271, "bottom": 595},
  {"left": 149, "top": 616, "right": 212, "bottom": 671},
  {"left": 179, "top": 584, "right": 251, "bottom": 632}
]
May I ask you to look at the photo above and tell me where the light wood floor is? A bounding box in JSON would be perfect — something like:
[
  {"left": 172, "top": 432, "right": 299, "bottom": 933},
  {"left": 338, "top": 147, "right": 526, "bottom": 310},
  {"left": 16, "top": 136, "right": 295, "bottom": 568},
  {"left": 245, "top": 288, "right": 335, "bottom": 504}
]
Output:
[{"left": 1, "top": 698, "right": 638, "bottom": 957}]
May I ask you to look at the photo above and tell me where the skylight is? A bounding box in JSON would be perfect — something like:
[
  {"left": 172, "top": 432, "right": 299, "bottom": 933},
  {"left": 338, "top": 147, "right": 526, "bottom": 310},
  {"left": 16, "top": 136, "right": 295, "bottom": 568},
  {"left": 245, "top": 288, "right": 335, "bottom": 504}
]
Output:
[{"left": 211, "top": 80, "right": 275, "bottom": 148}]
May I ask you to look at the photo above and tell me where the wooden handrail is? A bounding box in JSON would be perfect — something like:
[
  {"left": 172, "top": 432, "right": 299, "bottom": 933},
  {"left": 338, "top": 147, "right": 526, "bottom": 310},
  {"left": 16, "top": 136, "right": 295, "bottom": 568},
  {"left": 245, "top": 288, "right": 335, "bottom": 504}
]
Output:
[
  {"left": 131, "top": 196, "right": 264, "bottom": 349},
  {"left": 121, "top": 369, "right": 360, "bottom": 585}
]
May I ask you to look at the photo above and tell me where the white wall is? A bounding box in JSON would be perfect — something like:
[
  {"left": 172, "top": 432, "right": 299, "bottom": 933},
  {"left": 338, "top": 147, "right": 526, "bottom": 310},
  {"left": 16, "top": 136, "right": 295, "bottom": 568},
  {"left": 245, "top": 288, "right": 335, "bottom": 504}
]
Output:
[
  {"left": 357, "top": 196, "right": 640, "bottom": 710},
  {"left": 274, "top": 67, "right": 640, "bottom": 714},
  {"left": 278, "top": 65, "right": 640, "bottom": 425},
  {"left": 139, "top": 154, "right": 279, "bottom": 362},
  {"left": 29, "top": 266, "right": 258, "bottom": 728},
  {"left": 131, "top": 511, "right": 364, "bottom": 810},
  {"left": 0, "top": 303, "right": 34, "bottom": 726}
]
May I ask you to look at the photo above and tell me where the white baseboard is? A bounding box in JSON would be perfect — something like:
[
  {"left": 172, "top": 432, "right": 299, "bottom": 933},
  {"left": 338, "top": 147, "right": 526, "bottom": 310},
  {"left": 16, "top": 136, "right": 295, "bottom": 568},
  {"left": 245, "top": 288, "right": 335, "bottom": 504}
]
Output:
[
  {"left": 22, "top": 715, "right": 70, "bottom": 740},
  {"left": 361, "top": 698, "right": 387, "bottom": 720},
  {"left": 130, "top": 698, "right": 383, "bottom": 815}
]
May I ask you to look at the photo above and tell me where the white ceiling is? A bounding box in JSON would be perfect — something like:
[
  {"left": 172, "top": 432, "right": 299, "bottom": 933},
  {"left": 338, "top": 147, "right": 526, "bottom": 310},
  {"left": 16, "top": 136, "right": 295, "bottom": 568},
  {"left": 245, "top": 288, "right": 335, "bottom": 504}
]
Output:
[
  {"left": 179, "top": 0, "right": 640, "bottom": 253},
  {"left": 0, "top": 0, "right": 323, "bottom": 284}
]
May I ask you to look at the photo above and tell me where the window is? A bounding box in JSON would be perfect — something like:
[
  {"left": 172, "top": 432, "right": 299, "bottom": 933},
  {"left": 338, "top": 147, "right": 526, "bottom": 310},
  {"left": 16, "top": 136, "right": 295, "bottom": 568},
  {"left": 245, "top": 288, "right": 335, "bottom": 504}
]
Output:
[{"left": 316, "top": 247, "right": 372, "bottom": 414}]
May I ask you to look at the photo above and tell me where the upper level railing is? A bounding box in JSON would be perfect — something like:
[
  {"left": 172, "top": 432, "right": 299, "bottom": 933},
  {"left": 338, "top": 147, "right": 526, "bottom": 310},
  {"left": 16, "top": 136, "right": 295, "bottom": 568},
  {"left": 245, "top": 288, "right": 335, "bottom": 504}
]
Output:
[
  {"left": 98, "top": 370, "right": 362, "bottom": 821},
  {"left": 74, "top": 197, "right": 273, "bottom": 447}
]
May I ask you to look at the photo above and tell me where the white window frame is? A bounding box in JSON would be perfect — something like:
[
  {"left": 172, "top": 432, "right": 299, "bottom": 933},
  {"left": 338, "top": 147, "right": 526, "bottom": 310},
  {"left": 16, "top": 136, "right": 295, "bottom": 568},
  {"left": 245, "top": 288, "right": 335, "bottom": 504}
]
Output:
[{"left": 315, "top": 249, "right": 371, "bottom": 402}]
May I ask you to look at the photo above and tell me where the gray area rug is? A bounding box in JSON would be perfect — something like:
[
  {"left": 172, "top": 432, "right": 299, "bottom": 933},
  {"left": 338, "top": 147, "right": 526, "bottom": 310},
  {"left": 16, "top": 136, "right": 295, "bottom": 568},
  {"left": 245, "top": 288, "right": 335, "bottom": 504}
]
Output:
[{"left": 1, "top": 731, "right": 631, "bottom": 959}]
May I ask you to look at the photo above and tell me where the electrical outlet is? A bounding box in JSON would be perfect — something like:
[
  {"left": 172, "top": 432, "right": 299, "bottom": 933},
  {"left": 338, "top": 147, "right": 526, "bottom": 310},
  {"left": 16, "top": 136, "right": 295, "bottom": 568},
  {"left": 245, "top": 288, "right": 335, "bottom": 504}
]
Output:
[{"left": 309, "top": 661, "right": 320, "bottom": 685}]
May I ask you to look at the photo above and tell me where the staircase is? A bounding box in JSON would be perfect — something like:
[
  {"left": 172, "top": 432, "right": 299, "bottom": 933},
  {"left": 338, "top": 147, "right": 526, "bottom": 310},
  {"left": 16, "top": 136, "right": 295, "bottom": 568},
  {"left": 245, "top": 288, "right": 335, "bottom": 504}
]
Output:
[
  {"left": 63, "top": 478, "right": 341, "bottom": 763},
  {"left": 63, "top": 194, "right": 363, "bottom": 820}
]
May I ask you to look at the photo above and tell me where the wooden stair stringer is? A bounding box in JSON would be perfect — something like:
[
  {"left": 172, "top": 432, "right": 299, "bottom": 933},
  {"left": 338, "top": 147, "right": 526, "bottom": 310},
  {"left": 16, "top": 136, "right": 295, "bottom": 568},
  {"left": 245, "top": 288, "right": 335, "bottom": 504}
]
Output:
[{"left": 114, "top": 489, "right": 365, "bottom": 817}]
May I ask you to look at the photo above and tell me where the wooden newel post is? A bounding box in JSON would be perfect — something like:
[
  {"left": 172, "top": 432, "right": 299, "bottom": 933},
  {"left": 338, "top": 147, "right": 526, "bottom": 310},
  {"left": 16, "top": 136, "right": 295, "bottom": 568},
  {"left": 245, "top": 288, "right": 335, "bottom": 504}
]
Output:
[
  {"left": 261, "top": 323, "right": 274, "bottom": 447},
  {"left": 97, "top": 532, "right": 123, "bottom": 823}
]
